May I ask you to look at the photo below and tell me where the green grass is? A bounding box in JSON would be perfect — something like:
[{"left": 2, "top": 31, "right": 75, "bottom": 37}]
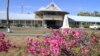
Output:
[{"left": 11, "top": 28, "right": 51, "bottom": 34}]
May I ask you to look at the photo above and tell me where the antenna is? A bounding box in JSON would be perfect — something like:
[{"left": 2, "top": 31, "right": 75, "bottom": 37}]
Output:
[{"left": 21, "top": 3, "right": 23, "bottom": 14}]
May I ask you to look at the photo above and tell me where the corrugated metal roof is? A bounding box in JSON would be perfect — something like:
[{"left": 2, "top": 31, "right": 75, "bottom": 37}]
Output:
[
  {"left": 0, "top": 12, "right": 43, "bottom": 20},
  {"left": 45, "top": 2, "right": 62, "bottom": 11},
  {"left": 37, "top": 7, "right": 45, "bottom": 11},
  {"left": 68, "top": 15, "right": 100, "bottom": 22},
  {"left": 1, "top": 11, "right": 100, "bottom": 22},
  {"left": 37, "top": 2, "right": 62, "bottom": 11}
]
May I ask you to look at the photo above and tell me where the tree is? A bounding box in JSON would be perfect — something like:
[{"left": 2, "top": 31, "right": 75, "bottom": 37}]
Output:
[
  {"left": 91, "top": 11, "right": 100, "bottom": 17},
  {"left": 77, "top": 11, "right": 100, "bottom": 17},
  {"left": 77, "top": 11, "right": 91, "bottom": 16}
]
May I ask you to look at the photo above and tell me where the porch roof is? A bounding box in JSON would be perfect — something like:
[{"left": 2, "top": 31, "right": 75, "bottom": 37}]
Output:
[
  {"left": 68, "top": 15, "right": 100, "bottom": 22},
  {"left": 0, "top": 12, "right": 43, "bottom": 20}
]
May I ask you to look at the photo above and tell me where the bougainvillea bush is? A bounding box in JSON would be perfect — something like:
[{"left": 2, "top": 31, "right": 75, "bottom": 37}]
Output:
[
  {"left": 27, "top": 29, "right": 100, "bottom": 56},
  {"left": 0, "top": 32, "right": 16, "bottom": 52}
]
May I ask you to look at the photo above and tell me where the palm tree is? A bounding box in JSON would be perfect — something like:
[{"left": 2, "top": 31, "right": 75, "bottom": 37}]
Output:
[{"left": 7, "top": 0, "right": 11, "bottom": 32}]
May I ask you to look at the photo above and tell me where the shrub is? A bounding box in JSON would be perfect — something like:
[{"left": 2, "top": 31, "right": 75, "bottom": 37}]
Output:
[
  {"left": 15, "top": 23, "right": 23, "bottom": 27},
  {"left": 84, "top": 25, "right": 89, "bottom": 28},
  {"left": 26, "top": 29, "right": 100, "bottom": 56},
  {"left": 0, "top": 32, "right": 17, "bottom": 52}
]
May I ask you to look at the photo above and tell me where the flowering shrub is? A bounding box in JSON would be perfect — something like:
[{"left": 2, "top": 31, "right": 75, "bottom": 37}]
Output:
[
  {"left": 27, "top": 29, "right": 100, "bottom": 56},
  {"left": 0, "top": 32, "right": 16, "bottom": 52}
]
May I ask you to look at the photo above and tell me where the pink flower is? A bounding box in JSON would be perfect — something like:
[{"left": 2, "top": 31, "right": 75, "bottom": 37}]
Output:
[
  {"left": 36, "top": 35, "right": 40, "bottom": 38},
  {"left": 65, "top": 42, "right": 72, "bottom": 50},
  {"left": 50, "top": 39, "right": 60, "bottom": 54},
  {"left": 81, "top": 46, "right": 89, "bottom": 55},
  {"left": 41, "top": 48, "right": 49, "bottom": 56},
  {"left": 0, "top": 32, "right": 5, "bottom": 39},
  {"left": 50, "top": 47, "right": 60, "bottom": 54},
  {"left": 34, "top": 41, "right": 40, "bottom": 46},
  {"left": 43, "top": 37, "right": 50, "bottom": 44},
  {"left": 71, "top": 40, "right": 77, "bottom": 45},
  {"left": 73, "top": 31, "right": 81, "bottom": 39},
  {"left": 58, "top": 37, "right": 65, "bottom": 45},
  {"left": 27, "top": 46, "right": 36, "bottom": 54},
  {"left": 50, "top": 39, "right": 59, "bottom": 48},
  {"left": 91, "top": 36, "right": 98, "bottom": 43}
]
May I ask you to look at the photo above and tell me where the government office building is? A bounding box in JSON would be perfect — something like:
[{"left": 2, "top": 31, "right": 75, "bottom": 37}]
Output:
[{"left": 0, "top": 2, "right": 100, "bottom": 29}]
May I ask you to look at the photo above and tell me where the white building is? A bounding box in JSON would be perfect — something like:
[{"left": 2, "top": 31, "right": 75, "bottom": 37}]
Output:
[{"left": 0, "top": 2, "right": 100, "bottom": 29}]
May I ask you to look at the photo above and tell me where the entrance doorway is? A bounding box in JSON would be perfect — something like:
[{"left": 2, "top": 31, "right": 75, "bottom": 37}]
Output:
[{"left": 45, "top": 20, "right": 60, "bottom": 29}]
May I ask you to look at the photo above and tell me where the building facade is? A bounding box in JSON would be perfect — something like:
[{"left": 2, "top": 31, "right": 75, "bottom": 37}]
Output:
[
  {"left": 35, "top": 2, "right": 69, "bottom": 28},
  {"left": 0, "top": 2, "right": 69, "bottom": 29},
  {"left": 0, "top": 2, "right": 100, "bottom": 29}
]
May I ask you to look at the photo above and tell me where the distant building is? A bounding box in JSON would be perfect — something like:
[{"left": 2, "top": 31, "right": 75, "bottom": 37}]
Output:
[
  {"left": 35, "top": 2, "right": 69, "bottom": 28},
  {"left": 0, "top": 2, "right": 100, "bottom": 28}
]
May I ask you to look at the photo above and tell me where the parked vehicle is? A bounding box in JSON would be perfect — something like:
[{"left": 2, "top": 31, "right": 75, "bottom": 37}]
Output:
[{"left": 89, "top": 24, "right": 100, "bottom": 29}]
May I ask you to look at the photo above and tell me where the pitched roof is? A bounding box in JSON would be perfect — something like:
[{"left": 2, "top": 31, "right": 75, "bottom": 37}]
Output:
[
  {"left": 0, "top": 12, "right": 42, "bottom": 20},
  {"left": 37, "top": 7, "right": 45, "bottom": 11},
  {"left": 68, "top": 15, "right": 100, "bottom": 22},
  {"left": 45, "top": 2, "right": 62, "bottom": 11},
  {"left": 37, "top": 2, "right": 62, "bottom": 11}
]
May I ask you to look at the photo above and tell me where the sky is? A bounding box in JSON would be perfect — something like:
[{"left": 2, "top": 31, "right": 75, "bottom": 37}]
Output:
[{"left": 0, "top": 0, "right": 100, "bottom": 15}]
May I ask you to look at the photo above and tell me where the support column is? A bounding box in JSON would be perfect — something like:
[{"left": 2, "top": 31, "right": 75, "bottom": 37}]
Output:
[
  {"left": 89, "top": 22, "right": 92, "bottom": 25},
  {"left": 95, "top": 22, "right": 97, "bottom": 25},
  {"left": 36, "top": 20, "right": 38, "bottom": 27},
  {"left": 86, "top": 22, "right": 87, "bottom": 26},
  {"left": 80, "top": 22, "right": 83, "bottom": 28},
  {"left": 43, "top": 20, "right": 46, "bottom": 28},
  {"left": 0, "top": 20, "right": 1, "bottom": 24},
  {"left": 42, "top": 20, "right": 44, "bottom": 28},
  {"left": 25, "top": 20, "right": 26, "bottom": 27},
  {"left": 31, "top": 20, "right": 32, "bottom": 27},
  {"left": 34, "top": 20, "right": 35, "bottom": 28},
  {"left": 13, "top": 20, "right": 14, "bottom": 27}
]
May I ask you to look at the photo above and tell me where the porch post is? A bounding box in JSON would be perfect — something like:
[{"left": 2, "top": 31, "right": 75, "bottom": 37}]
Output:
[
  {"left": 13, "top": 20, "right": 14, "bottom": 27},
  {"left": 25, "top": 20, "right": 26, "bottom": 27},
  {"left": 31, "top": 20, "right": 32, "bottom": 27},
  {"left": 36, "top": 20, "right": 38, "bottom": 27},
  {"left": 80, "top": 22, "right": 83, "bottom": 28},
  {"left": 34, "top": 20, "right": 35, "bottom": 28},
  {"left": 95, "top": 22, "right": 97, "bottom": 25},
  {"left": 42, "top": 20, "right": 44, "bottom": 28},
  {"left": 19, "top": 20, "right": 20, "bottom": 24},
  {"left": 43, "top": 20, "right": 47, "bottom": 28}
]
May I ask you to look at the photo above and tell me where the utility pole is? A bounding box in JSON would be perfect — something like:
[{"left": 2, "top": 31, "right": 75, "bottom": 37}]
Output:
[
  {"left": 21, "top": 3, "right": 23, "bottom": 14},
  {"left": 7, "top": 0, "right": 11, "bottom": 32}
]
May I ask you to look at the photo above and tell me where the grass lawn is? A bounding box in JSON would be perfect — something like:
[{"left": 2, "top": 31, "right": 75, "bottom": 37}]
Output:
[{"left": 11, "top": 28, "right": 51, "bottom": 34}]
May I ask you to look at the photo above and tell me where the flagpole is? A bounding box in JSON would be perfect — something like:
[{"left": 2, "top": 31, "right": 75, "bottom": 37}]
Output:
[{"left": 7, "top": 0, "right": 11, "bottom": 32}]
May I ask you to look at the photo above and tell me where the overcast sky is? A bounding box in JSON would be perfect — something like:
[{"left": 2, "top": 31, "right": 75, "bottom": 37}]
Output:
[{"left": 0, "top": 0, "right": 100, "bottom": 15}]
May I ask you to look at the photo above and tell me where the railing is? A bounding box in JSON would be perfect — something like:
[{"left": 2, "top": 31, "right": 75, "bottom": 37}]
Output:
[
  {"left": 35, "top": 15, "right": 63, "bottom": 20},
  {"left": 44, "top": 15, "right": 62, "bottom": 20}
]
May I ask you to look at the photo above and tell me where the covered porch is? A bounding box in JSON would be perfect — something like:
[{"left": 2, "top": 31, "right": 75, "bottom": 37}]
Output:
[{"left": 68, "top": 15, "right": 100, "bottom": 28}]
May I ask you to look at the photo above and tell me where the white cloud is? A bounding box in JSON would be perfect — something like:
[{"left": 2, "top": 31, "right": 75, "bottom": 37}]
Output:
[{"left": 0, "top": 10, "right": 6, "bottom": 13}]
